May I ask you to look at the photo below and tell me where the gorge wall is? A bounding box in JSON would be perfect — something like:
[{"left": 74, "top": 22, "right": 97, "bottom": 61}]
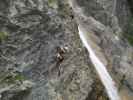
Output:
[{"left": 0, "top": 0, "right": 133, "bottom": 100}]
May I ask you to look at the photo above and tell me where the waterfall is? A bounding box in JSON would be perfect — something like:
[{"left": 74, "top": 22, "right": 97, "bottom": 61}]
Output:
[
  {"left": 78, "top": 26, "right": 120, "bottom": 100},
  {"left": 112, "top": 0, "right": 117, "bottom": 15}
]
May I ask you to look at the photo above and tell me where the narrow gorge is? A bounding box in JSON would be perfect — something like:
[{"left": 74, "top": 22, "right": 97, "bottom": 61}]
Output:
[{"left": 0, "top": 0, "right": 133, "bottom": 100}]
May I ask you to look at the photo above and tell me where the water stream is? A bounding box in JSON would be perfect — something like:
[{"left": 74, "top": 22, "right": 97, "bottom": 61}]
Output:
[
  {"left": 112, "top": 0, "right": 117, "bottom": 15},
  {"left": 78, "top": 26, "right": 120, "bottom": 100}
]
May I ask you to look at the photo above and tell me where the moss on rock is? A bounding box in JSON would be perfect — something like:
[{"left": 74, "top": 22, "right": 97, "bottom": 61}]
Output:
[{"left": 0, "top": 32, "right": 8, "bottom": 42}]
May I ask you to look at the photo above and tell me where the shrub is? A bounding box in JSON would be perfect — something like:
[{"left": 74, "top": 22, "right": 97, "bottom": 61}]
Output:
[{"left": 124, "top": 18, "right": 133, "bottom": 45}]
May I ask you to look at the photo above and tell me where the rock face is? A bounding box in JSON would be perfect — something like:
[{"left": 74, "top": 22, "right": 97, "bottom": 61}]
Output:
[
  {"left": 70, "top": 0, "right": 133, "bottom": 99},
  {"left": 0, "top": 0, "right": 133, "bottom": 100},
  {"left": 0, "top": 0, "right": 108, "bottom": 100}
]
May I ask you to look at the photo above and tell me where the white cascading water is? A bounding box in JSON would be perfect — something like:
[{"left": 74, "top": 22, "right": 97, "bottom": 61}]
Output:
[{"left": 78, "top": 26, "right": 120, "bottom": 100}]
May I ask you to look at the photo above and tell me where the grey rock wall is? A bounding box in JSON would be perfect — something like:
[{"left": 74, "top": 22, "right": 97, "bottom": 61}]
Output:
[
  {"left": 0, "top": 0, "right": 133, "bottom": 100},
  {"left": 70, "top": 0, "right": 133, "bottom": 99},
  {"left": 0, "top": 0, "right": 108, "bottom": 100}
]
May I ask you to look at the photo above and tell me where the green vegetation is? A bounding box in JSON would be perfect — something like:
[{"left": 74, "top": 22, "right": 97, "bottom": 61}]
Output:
[
  {"left": 0, "top": 72, "right": 25, "bottom": 84},
  {"left": 48, "top": 0, "right": 58, "bottom": 9},
  {"left": 124, "top": 18, "right": 133, "bottom": 45},
  {"left": 124, "top": 34, "right": 133, "bottom": 45},
  {"left": 0, "top": 32, "right": 8, "bottom": 42},
  {"left": 14, "top": 74, "right": 25, "bottom": 81}
]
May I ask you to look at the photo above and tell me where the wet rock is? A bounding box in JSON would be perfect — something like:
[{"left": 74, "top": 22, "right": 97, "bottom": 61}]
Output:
[{"left": 70, "top": 0, "right": 133, "bottom": 99}]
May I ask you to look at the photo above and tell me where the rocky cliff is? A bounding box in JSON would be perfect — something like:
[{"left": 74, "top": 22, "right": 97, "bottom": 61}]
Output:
[
  {"left": 0, "top": 0, "right": 133, "bottom": 100},
  {"left": 70, "top": 0, "right": 133, "bottom": 99}
]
